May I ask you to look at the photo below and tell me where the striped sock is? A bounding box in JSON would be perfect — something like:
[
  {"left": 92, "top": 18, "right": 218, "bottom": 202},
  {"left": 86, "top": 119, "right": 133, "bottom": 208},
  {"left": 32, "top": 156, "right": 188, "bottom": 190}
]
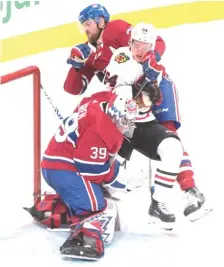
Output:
[{"left": 153, "top": 168, "right": 178, "bottom": 203}]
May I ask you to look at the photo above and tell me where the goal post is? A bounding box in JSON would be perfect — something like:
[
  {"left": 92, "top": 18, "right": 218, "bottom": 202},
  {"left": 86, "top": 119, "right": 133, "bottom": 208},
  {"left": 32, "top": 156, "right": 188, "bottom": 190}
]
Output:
[{"left": 0, "top": 66, "right": 41, "bottom": 204}]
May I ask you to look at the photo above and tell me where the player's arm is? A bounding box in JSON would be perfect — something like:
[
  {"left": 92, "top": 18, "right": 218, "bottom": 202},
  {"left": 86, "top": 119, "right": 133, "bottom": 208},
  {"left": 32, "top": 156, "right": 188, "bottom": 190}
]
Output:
[
  {"left": 64, "top": 66, "right": 95, "bottom": 95},
  {"left": 98, "top": 113, "right": 123, "bottom": 156},
  {"left": 73, "top": 104, "right": 122, "bottom": 182},
  {"left": 155, "top": 36, "right": 166, "bottom": 60},
  {"left": 64, "top": 43, "right": 96, "bottom": 95}
]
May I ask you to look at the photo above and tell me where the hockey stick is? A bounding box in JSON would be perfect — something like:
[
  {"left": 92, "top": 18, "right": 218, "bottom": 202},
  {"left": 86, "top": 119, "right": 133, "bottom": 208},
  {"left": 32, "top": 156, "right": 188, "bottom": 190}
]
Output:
[
  {"left": 133, "top": 78, "right": 155, "bottom": 195},
  {"left": 133, "top": 77, "right": 150, "bottom": 100},
  {"left": 40, "top": 84, "right": 64, "bottom": 121},
  {"left": 149, "top": 159, "right": 154, "bottom": 195}
]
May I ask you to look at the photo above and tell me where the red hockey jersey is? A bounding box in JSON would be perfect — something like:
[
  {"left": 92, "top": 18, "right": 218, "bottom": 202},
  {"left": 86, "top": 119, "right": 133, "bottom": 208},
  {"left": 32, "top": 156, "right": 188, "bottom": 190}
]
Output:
[
  {"left": 64, "top": 19, "right": 165, "bottom": 95},
  {"left": 41, "top": 92, "right": 123, "bottom": 184}
]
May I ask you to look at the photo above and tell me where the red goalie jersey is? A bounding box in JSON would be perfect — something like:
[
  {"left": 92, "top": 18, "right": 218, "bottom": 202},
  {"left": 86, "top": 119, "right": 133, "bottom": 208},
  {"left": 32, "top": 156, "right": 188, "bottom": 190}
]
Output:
[
  {"left": 64, "top": 20, "right": 165, "bottom": 95},
  {"left": 41, "top": 92, "right": 123, "bottom": 184}
]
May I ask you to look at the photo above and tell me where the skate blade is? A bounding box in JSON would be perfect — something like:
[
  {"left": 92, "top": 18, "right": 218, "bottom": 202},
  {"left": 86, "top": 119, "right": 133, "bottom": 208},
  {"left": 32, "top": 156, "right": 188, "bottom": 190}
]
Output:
[
  {"left": 60, "top": 252, "right": 101, "bottom": 261},
  {"left": 187, "top": 205, "right": 213, "bottom": 222},
  {"left": 148, "top": 215, "right": 175, "bottom": 231}
]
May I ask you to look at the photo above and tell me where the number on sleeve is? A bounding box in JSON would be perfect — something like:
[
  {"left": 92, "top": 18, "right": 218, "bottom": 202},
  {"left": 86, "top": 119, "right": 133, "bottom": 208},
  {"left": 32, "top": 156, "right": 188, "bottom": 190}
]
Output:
[{"left": 90, "top": 147, "right": 107, "bottom": 159}]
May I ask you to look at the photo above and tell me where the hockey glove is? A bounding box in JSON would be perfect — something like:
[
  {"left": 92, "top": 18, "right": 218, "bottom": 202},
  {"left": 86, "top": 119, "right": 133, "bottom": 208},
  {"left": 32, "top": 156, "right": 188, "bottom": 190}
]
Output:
[
  {"left": 67, "top": 44, "right": 91, "bottom": 70},
  {"left": 133, "top": 76, "right": 162, "bottom": 106},
  {"left": 142, "top": 50, "right": 166, "bottom": 82}
]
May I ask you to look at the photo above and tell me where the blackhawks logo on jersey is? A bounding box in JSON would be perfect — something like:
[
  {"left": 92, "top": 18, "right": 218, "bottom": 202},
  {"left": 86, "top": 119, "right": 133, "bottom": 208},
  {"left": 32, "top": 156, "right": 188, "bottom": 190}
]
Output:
[{"left": 114, "top": 52, "right": 130, "bottom": 64}]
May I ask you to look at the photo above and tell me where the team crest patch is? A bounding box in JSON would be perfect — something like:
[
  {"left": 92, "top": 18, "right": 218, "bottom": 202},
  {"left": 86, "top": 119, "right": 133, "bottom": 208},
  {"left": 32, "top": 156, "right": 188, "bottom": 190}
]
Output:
[{"left": 115, "top": 52, "right": 130, "bottom": 64}]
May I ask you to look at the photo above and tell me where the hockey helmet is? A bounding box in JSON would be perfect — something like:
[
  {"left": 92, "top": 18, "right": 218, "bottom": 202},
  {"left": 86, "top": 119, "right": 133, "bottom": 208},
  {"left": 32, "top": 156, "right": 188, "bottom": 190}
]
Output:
[
  {"left": 78, "top": 4, "right": 110, "bottom": 24},
  {"left": 131, "top": 22, "right": 157, "bottom": 50}
]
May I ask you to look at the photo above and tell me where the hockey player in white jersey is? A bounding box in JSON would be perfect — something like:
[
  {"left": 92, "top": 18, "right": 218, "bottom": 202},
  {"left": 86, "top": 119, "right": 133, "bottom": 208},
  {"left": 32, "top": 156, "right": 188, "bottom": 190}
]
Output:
[
  {"left": 102, "top": 22, "right": 209, "bottom": 227},
  {"left": 102, "top": 23, "right": 182, "bottom": 228}
]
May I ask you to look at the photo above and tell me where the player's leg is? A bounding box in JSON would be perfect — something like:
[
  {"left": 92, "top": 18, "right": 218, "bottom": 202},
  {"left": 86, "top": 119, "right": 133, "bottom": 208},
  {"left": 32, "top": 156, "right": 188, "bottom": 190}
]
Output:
[
  {"left": 117, "top": 135, "right": 134, "bottom": 163},
  {"left": 133, "top": 121, "right": 183, "bottom": 228},
  {"left": 152, "top": 77, "right": 207, "bottom": 221},
  {"left": 42, "top": 168, "right": 118, "bottom": 260}
]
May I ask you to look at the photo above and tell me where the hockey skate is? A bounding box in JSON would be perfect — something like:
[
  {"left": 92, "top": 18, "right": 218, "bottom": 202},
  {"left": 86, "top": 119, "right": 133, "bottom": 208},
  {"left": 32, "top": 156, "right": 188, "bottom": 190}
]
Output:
[
  {"left": 183, "top": 187, "right": 212, "bottom": 222},
  {"left": 148, "top": 197, "right": 176, "bottom": 230}
]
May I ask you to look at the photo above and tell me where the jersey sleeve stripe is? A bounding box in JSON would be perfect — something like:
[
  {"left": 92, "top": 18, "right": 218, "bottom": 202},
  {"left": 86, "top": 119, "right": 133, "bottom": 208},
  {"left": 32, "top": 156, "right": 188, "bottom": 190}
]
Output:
[
  {"left": 74, "top": 160, "right": 110, "bottom": 176},
  {"left": 73, "top": 157, "right": 106, "bottom": 165},
  {"left": 79, "top": 75, "right": 88, "bottom": 95},
  {"left": 43, "top": 155, "right": 74, "bottom": 164}
]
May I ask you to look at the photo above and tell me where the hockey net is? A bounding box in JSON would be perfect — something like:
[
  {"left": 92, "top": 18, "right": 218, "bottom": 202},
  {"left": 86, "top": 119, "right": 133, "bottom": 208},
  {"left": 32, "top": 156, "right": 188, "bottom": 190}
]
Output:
[{"left": 0, "top": 66, "right": 41, "bottom": 205}]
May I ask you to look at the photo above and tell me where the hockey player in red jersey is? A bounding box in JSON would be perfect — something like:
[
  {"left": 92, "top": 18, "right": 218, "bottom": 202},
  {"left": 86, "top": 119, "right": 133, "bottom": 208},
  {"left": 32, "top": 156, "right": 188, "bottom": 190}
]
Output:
[
  {"left": 38, "top": 90, "right": 137, "bottom": 260},
  {"left": 64, "top": 3, "right": 165, "bottom": 95}
]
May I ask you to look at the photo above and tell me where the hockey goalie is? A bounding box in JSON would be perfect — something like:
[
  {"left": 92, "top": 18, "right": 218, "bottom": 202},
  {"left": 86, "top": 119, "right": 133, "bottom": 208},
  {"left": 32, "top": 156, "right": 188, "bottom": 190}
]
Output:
[{"left": 26, "top": 90, "right": 138, "bottom": 260}]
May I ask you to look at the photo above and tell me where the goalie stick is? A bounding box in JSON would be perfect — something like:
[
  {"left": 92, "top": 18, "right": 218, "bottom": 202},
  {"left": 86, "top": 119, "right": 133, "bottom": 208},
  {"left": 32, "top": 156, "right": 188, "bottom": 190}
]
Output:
[
  {"left": 41, "top": 84, "right": 64, "bottom": 121},
  {"left": 133, "top": 77, "right": 150, "bottom": 100},
  {"left": 133, "top": 77, "right": 155, "bottom": 195}
]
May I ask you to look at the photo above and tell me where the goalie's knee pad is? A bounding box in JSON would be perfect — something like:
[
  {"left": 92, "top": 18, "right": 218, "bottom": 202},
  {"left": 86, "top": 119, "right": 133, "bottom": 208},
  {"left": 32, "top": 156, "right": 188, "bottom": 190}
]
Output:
[
  {"left": 60, "top": 198, "right": 118, "bottom": 260},
  {"left": 83, "top": 198, "right": 118, "bottom": 245}
]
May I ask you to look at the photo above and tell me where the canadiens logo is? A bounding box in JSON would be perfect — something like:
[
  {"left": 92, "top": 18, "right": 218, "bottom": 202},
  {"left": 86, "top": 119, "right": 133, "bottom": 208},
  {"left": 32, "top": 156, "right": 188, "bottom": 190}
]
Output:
[
  {"left": 114, "top": 52, "right": 130, "bottom": 64},
  {"left": 127, "top": 100, "right": 137, "bottom": 112},
  {"left": 126, "top": 100, "right": 138, "bottom": 119}
]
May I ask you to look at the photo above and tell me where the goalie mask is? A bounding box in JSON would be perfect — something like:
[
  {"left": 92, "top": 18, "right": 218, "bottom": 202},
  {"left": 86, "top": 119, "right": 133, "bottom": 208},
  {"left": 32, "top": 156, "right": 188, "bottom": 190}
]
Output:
[{"left": 107, "top": 87, "right": 138, "bottom": 138}]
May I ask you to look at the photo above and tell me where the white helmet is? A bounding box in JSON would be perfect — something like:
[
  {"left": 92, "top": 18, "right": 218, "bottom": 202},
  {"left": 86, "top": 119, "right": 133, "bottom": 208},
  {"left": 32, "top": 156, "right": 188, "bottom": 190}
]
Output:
[
  {"left": 107, "top": 86, "right": 138, "bottom": 137},
  {"left": 131, "top": 22, "right": 157, "bottom": 50}
]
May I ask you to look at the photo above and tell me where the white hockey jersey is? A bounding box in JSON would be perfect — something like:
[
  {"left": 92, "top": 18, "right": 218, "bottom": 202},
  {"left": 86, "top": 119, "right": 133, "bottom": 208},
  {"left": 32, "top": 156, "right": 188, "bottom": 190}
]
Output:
[{"left": 103, "top": 47, "right": 155, "bottom": 123}]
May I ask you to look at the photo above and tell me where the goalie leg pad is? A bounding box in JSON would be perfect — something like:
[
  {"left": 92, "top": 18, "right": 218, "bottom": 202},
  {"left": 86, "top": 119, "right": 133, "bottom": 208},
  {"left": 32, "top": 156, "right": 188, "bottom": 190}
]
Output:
[
  {"left": 24, "top": 192, "right": 70, "bottom": 228},
  {"left": 60, "top": 198, "right": 118, "bottom": 260}
]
